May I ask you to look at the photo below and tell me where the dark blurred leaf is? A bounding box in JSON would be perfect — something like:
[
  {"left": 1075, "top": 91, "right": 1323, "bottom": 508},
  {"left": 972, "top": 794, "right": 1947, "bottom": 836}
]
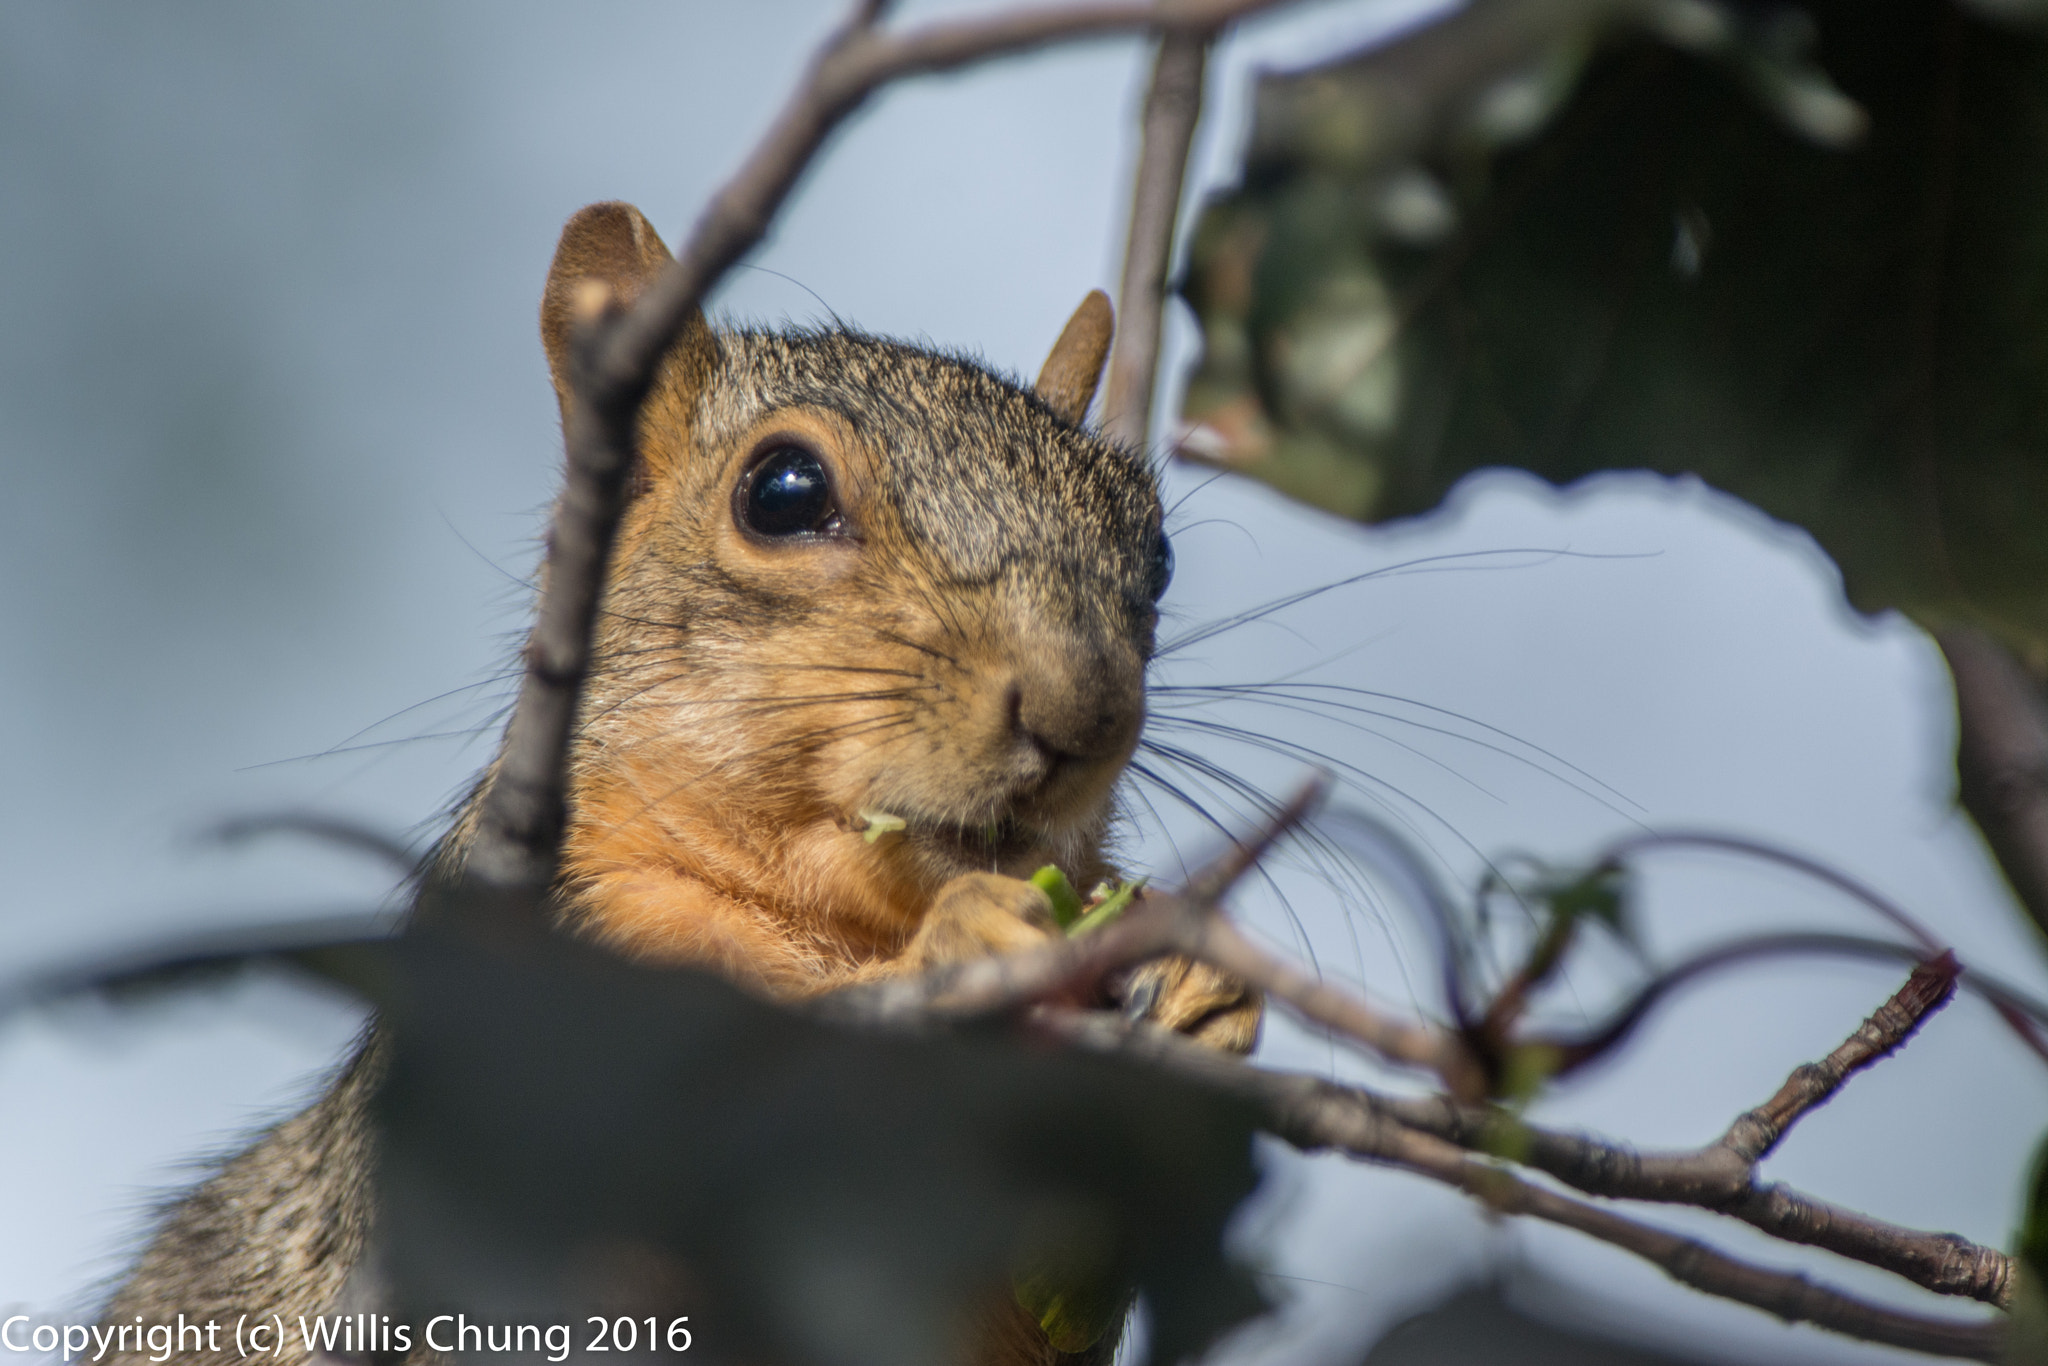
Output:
[
  {"left": 0, "top": 909, "right": 396, "bottom": 1018},
  {"left": 2013, "top": 1133, "right": 2048, "bottom": 1364},
  {"left": 1182, "top": 0, "right": 2048, "bottom": 669},
  {"left": 1534, "top": 863, "right": 1631, "bottom": 941},
  {"left": 372, "top": 883, "right": 1269, "bottom": 1366},
  {"left": 2022, "top": 1129, "right": 2048, "bottom": 1285}
]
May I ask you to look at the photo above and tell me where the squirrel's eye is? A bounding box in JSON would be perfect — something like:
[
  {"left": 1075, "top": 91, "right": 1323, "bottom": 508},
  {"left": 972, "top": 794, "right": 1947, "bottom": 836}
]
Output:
[
  {"left": 742, "top": 446, "right": 838, "bottom": 537},
  {"left": 1146, "top": 533, "right": 1174, "bottom": 602}
]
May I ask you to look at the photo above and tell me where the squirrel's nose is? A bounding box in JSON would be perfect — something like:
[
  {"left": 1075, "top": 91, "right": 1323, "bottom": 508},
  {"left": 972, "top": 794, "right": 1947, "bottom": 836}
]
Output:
[{"left": 1003, "top": 647, "right": 1144, "bottom": 767}]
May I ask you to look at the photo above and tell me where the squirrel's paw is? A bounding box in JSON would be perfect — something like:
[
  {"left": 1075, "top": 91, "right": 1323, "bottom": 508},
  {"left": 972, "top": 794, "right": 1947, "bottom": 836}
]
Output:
[
  {"left": 902, "top": 872, "right": 1062, "bottom": 971},
  {"left": 1117, "top": 957, "right": 1262, "bottom": 1055}
]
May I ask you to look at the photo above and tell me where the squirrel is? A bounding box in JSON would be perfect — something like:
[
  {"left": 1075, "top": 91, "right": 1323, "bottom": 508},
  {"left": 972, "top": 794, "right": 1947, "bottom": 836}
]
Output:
[{"left": 97, "top": 202, "right": 1259, "bottom": 1366}]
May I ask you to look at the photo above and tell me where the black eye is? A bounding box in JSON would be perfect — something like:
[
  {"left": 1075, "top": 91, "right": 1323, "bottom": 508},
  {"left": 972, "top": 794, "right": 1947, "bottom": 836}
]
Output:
[
  {"left": 741, "top": 446, "right": 839, "bottom": 537},
  {"left": 1146, "top": 533, "right": 1174, "bottom": 602}
]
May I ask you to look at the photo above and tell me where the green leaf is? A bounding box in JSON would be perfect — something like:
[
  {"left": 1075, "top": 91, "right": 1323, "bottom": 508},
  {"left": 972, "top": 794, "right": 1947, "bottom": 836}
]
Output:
[
  {"left": 1181, "top": 0, "right": 2048, "bottom": 669},
  {"left": 1496, "top": 1041, "right": 1569, "bottom": 1106},
  {"left": 1032, "top": 864, "right": 1085, "bottom": 930},
  {"left": 1536, "top": 863, "right": 1632, "bottom": 940},
  {"left": 1070, "top": 878, "right": 1147, "bottom": 938}
]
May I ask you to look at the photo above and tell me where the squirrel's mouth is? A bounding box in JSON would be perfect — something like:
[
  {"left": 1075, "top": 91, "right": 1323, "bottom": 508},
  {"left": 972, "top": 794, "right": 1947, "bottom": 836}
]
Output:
[{"left": 850, "top": 807, "right": 1043, "bottom": 865}]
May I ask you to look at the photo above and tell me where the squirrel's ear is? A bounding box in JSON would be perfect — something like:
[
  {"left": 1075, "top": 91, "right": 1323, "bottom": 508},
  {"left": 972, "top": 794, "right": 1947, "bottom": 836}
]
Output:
[
  {"left": 539, "top": 202, "right": 718, "bottom": 433},
  {"left": 1035, "top": 290, "right": 1114, "bottom": 425}
]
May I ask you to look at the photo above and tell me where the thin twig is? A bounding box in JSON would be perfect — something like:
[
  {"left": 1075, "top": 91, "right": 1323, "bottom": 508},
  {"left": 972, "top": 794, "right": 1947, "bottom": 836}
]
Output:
[
  {"left": 1380, "top": 1126, "right": 2005, "bottom": 1363},
  {"left": 1102, "top": 25, "right": 1215, "bottom": 447},
  {"left": 1717, "top": 952, "right": 1958, "bottom": 1164},
  {"left": 1523, "top": 928, "right": 2048, "bottom": 1072},
  {"left": 210, "top": 813, "right": 423, "bottom": 877},
  {"left": 597, "top": 0, "right": 1313, "bottom": 408},
  {"left": 1185, "top": 911, "right": 1481, "bottom": 1093},
  {"left": 1039, "top": 1011, "right": 2008, "bottom": 1361},
  {"left": 1595, "top": 831, "right": 1945, "bottom": 953},
  {"left": 1033, "top": 957, "right": 2012, "bottom": 1311},
  {"left": 1379, "top": 960, "right": 2012, "bottom": 1310},
  {"left": 464, "top": 284, "right": 642, "bottom": 890},
  {"left": 458, "top": 0, "right": 1317, "bottom": 891}
]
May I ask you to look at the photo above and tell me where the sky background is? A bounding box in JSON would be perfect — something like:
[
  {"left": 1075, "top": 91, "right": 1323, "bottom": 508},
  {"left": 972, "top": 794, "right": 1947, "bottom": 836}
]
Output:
[{"left": 0, "top": 2, "right": 2042, "bottom": 1362}]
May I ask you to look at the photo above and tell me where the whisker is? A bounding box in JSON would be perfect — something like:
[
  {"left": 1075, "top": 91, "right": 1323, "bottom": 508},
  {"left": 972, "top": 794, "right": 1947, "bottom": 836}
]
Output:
[
  {"left": 1123, "top": 759, "right": 1325, "bottom": 971},
  {"left": 873, "top": 625, "right": 960, "bottom": 668},
  {"left": 1149, "top": 710, "right": 1503, "bottom": 805},
  {"left": 1157, "top": 679, "right": 1643, "bottom": 814},
  {"left": 1157, "top": 546, "right": 1656, "bottom": 658},
  {"left": 1139, "top": 729, "right": 1488, "bottom": 885},
  {"left": 1126, "top": 751, "right": 1425, "bottom": 1013},
  {"left": 1163, "top": 471, "right": 1233, "bottom": 520},
  {"left": 239, "top": 719, "right": 510, "bottom": 771},
  {"left": 1138, "top": 730, "right": 1485, "bottom": 977}
]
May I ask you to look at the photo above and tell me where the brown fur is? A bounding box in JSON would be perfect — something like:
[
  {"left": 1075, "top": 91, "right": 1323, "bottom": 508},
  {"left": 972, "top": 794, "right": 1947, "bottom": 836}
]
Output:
[
  {"left": 1031, "top": 289, "right": 1113, "bottom": 426},
  {"left": 100, "top": 1042, "right": 382, "bottom": 1360},
  {"left": 100, "top": 203, "right": 1256, "bottom": 1366}
]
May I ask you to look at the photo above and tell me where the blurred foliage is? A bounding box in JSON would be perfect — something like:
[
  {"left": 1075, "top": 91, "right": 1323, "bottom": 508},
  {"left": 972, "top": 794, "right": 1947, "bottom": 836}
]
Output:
[
  {"left": 1180, "top": 0, "right": 2048, "bottom": 669},
  {"left": 371, "top": 885, "right": 1268, "bottom": 1366},
  {"left": 2012, "top": 1135, "right": 2048, "bottom": 1363}
]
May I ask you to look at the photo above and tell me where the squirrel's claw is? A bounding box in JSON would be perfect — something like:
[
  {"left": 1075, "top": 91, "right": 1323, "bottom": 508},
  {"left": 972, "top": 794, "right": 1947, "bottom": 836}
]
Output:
[{"left": 1116, "top": 957, "right": 1262, "bottom": 1056}]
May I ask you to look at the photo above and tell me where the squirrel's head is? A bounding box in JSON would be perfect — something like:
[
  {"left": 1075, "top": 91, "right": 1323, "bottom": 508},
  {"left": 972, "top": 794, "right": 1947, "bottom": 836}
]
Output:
[{"left": 542, "top": 203, "right": 1167, "bottom": 954}]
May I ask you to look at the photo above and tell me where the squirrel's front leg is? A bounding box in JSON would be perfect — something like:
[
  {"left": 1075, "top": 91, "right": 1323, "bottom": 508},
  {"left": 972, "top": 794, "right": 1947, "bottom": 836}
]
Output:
[
  {"left": 899, "top": 872, "right": 1062, "bottom": 971},
  {"left": 899, "top": 875, "right": 1261, "bottom": 1056},
  {"left": 1114, "top": 956, "right": 1261, "bottom": 1055}
]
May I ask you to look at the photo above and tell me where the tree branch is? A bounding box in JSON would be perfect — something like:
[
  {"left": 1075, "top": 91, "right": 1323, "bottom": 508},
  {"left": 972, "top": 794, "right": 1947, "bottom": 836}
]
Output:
[
  {"left": 1182, "top": 909, "right": 1482, "bottom": 1093},
  {"left": 1716, "top": 951, "right": 1958, "bottom": 1164},
  {"left": 1356, "top": 959, "right": 2013, "bottom": 1311},
  {"left": 1039, "top": 1011, "right": 2008, "bottom": 1361},
  {"left": 1102, "top": 25, "right": 1214, "bottom": 448},
  {"left": 1378, "top": 1125, "right": 2006, "bottom": 1363}
]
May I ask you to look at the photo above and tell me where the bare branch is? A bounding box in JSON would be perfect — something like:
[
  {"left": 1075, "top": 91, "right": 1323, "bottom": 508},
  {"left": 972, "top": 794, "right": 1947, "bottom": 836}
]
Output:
[
  {"left": 1381, "top": 1125, "right": 2006, "bottom": 1363},
  {"left": 1362, "top": 1087, "right": 2014, "bottom": 1308},
  {"left": 1102, "top": 25, "right": 1214, "bottom": 447},
  {"left": 1183, "top": 910, "right": 1481, "bottom": 1093},
  {"left": 1388, "top": 961, "right": 2013, "bottom": 1310},
  {"left": 600, "top": 0, "right": 1316, "bottom": 409},
  {"left": 1717, "top": 951, "right": 1958, "bottom": 1164},
  {"left": 210, "top": 812, "right": 423, "bottom": 877},
  {"left": 1596, "top": 830, "right": 1945, "bottom": 953},
  {"left": 1939, "top": 623, "right": 2048, "bottom": 942},
  {"left": 1040, "top": 1011, "right": 2009, "bottom": 1361},
  {"left": 465, "top": 287, "right": 641, "bottom": 890},
  {"left": 458, "top": 0, "right": 1315, "bottom": 890},
  {"left": 1040, "top": 957, "right": 2014, "bottom": 1312}
]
